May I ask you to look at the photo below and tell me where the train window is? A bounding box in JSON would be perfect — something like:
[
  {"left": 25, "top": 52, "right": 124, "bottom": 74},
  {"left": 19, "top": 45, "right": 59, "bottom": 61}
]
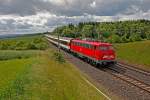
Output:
[
  {"left": 78, "top": 42, "right": 80, "bottom": 46},
  {"left": 87, "top": 44, "right": 89, "bottom": 48},
  {"left": 85, "top": 44, "right": 87, "bottom": 47},
  {"left": 85, "top": 44, "right": 88, "bottom": 48},
  {"left": 99, "top": 46, "right": 109, "bottom": 51},
  {"left": 89, "top": 44, "right": 91, "bottom": 48},
  {"left": 80, "top": 43, "right": 82, "bottom": 46},
  {"left": 82, "top": 43, "right": 84, "bottom": 47},
  {"left": 81, "top": 43, "right": 84, "bottom": 47},
  {"left": 88, "top": 44, "right": 91, "bottom": 48},
  {"left": 83, "top": 44, "right": 91, "bottom": 48},
  {"left": 76, "top": 42, "right": 78, "bottom": 46},
  {"left": 99, "top": 46, "right": 114, "bottom": 51},
  {"left": 84, "top": 44, "right": 86, "bottom": 48},
  {"left": 89, "top": 45, "right": 91, "bottom": 49},
  {"left": 86, "top": 44, "right": 88, "bottom": 48},
  {"left": 80, "top": 43, "right": 82, "bottom": 47},
  {"left": 89, "top": 45, "right": 93, "bottom": 49},
  {"left": 85, "top": 44, "right": 87, "bottom": 48}
]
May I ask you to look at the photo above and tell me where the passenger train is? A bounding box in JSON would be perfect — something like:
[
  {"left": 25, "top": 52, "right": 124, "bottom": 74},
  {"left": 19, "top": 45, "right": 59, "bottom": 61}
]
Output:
[{"left": 46, "top": 35, "right": 116, "bottom": 65}]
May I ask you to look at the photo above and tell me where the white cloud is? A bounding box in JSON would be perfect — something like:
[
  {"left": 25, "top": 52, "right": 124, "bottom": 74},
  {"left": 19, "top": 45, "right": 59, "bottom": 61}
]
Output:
[
  {"left": 0, "top": 0, "right": 150, "bottom": 34},
  {"left": 0, "top": 9, "right": 150, "bottom": 34},
  {"left": 90, "top": 1, "right": 96, "bottom": 8},
  {"left": 42, "top": 0, "right": 65, "bottom": 5},
  {"left": 0, "top": 12, "right": 57, "bottom": 33}
]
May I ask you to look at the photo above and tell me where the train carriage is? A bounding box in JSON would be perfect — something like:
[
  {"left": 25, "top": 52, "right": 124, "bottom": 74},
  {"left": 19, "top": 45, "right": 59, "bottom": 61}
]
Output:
[{"left": 46, "top": 35, "right": 116, "bottom": 65}]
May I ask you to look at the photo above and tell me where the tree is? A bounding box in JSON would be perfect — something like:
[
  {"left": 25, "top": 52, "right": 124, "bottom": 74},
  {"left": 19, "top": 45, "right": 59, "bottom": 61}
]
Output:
[
  {"left": 62, "top": 27, "right": 75, "bottom": 37},
  {"left": 102, "top": 32, "right": 111, "bottom": 38},
  {"left": 146, "top": 33, "right": 150, "bottom": 40},
  {"left": 129, "top": 33, "right": 142, "bottom": 42},
  {"left": 107, "top": 34, "right": 122, "bottom": 43},
  {"left": 121, "top": 34, "right": 129, "bottom": 43},
  {"left": 51, "top": 20, "right": 150, "bottom": 42},
  {"left": 81, "top": 25, "right": 93, "bottom": 38}
]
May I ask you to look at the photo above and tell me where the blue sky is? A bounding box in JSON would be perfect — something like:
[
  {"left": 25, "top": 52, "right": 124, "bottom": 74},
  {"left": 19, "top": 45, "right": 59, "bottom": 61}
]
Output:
[{"left": 0, "top": 0, "right": 150, "bottom": 34}]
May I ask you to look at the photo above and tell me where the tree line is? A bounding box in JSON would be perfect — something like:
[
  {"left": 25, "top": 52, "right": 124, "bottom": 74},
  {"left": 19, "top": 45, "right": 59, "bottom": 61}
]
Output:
[
  {"left": 52, "top": 19, "right": 150, "bottom": 43},
  {"left": 0, "top": 35, "right": 48, "bottom": 50}
]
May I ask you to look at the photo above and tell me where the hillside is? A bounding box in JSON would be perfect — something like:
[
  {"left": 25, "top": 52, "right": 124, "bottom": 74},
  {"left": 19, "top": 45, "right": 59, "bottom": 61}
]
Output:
[{"left": 115, "top": 40, "right": 150, "bottom": 70}]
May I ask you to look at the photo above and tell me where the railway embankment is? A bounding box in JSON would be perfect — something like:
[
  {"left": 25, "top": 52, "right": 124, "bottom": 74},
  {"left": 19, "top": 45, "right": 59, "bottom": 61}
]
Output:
[
  {"left": 115, "top": 40, "right": 150, "bottom": 71},
  {"left": 47, "top": 37, "right": 150, "bottom": 100}
]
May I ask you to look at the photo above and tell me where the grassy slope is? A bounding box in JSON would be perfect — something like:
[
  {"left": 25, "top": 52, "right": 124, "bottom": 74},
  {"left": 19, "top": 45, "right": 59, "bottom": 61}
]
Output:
[
  {"left": 0, "top": 51, "right": 38, "bottom": 99},
  {"left": 25, "top": 49, "right": 106, "bottom": 100},
  {"left": 0, "top": 59, "right": 32, "bottom": 91},
  {"left": 0, "top": 50, "right": 40, "bottom": 60},
  {"left": 115, "top": 40, "right": 150, "bottom": 69},
  {"left": 0, "top": 50, "right": 106, "bottom": 100}
]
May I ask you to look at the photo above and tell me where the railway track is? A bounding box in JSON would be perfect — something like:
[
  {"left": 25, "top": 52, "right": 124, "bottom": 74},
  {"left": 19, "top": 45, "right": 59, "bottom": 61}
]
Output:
[
  {"left": 117, "top": 62, "right": 150, "bottom": 76},
  {"left": 105, "top": 64, "right": 150, "bottom": 94},
  {"left": 46, "top": 36, "right": 150, "bottom": 96}
]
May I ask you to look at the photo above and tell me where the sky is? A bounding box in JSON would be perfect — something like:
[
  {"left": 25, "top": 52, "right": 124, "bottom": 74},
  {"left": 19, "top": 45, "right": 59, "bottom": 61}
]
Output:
[{"left": 0, "top": 0, "right": 150, "bottom": 34}]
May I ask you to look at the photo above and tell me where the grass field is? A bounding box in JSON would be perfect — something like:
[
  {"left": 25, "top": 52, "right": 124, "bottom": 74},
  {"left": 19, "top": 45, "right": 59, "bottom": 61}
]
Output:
[
  {"left": 115, "top": 40, "right": 150, "bottom": 69},
  {"left": 0, "top": 51, "right": 37, "bottom": 99},
  {"left": 0, "top": 49, "right": 107, "bottom": 100},
  {"left": 0, "top": 35, "right": 48, "bottom": 50},
  {"left": 0, "top": 50, "right": 40, "bottom": 60}
]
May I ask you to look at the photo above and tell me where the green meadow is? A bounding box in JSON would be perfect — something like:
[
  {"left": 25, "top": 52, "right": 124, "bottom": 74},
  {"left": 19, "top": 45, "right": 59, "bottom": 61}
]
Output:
[
  {"left": 0, "top": 35, "right": 48, "bottom": 50},
  {"left": 115, "top": 40, "right": 150, "bottom": 70},
  {"left": 0, "top": 35, "right": 106, "bottom": 100}
]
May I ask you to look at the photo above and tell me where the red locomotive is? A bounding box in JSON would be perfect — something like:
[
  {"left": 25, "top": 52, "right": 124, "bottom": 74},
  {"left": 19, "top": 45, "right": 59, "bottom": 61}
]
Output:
[{"left": 46, "top": 35, "right": 116, "bottom": 65}]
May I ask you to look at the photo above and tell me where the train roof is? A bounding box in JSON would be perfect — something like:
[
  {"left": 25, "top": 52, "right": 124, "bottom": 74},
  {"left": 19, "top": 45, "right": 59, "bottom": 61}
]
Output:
[
  {"left": 46, "top": 35, "right": 112, "bottom": 46},
  {"left": 46, "top": 35, "right": 72, "bottom": 42},
  {"left": 72, "top": 39, "right": 112, "bottom": 46}
]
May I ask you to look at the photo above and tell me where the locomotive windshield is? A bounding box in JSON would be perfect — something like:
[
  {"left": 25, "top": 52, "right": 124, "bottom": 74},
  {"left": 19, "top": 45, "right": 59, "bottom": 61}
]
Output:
[{"left": 99, "top": 46, "right": 114, "bottom": 51}]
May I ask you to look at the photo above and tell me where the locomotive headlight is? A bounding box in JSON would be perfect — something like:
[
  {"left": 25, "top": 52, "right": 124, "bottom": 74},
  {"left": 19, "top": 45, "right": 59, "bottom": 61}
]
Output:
[
  {"left": 103, "top": 55, "right": 109, "bottom": 58},
  {"left": 103, "top": 55, "right": 114, "bottom": 59},
  {"left": 110, "top": 55, "right": 114, "bottom": 58}
]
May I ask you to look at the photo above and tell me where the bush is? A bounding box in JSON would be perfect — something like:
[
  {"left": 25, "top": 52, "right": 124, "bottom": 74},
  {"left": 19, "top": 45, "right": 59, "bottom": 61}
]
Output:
[
  {"left": 53, "top": 52, "right": 65, "bottom": 63},
  {"left": 129, "top": 34, "right": 142, "bottom": 42},
  {"left": 35, "top": 42, "right": 49, "bottom": 50},
  {"left": 26, "top": 42, "right": 37, "bottom": 50},
  {"left": 15, "top": 41, "right": 26, "bottom": 50},
  {"left": 107, "top": 34, "right": 122, "bottom": 43},
  {"left": 146, "top": 33, "right": 150, "bottom": 40},
  {"left": 121, "top": 34, "right": 129, "bottom": 43}
]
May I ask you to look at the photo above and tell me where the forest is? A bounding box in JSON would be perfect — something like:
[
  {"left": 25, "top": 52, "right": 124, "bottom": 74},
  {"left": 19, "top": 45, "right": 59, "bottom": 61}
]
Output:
[{"left": 52, "top": 20, "right": 150, "bottom": 43}]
